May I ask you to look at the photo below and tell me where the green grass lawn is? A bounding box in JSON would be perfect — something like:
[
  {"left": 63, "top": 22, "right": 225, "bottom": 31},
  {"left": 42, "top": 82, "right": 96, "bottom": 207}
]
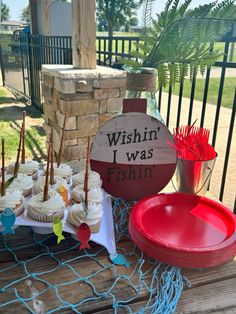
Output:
[
  {"left": 0, "top": 87, "right": 7, "bottom": 97},
  {"left": 95, "top": 32, "right": 236, "bottom": 64},
  {"left": 164, "top": 77, "right": 235, "bottom": 109},
  {"left": 214, "top": 42, "right": 236, "bottom": 63},
  {"left": 0, "top": 122, "right": 46, "bottom": 162},
  {"left": 0, "top": 87, "right": 46, "bottom": 163},
  {"left": 0, "top": 87, "right": 12, "bottom": 103}
]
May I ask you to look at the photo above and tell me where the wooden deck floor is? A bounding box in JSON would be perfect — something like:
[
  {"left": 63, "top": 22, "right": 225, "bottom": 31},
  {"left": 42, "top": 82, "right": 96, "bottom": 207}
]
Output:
[{"left": 1, "top": 226, "right": 236, "bottom": 314}]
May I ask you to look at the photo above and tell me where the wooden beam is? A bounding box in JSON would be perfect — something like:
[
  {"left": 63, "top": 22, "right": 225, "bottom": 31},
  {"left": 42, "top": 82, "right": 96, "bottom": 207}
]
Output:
[
  {"left": 41, "top": 0, "right": 53, "bottom": 36},
  {"left": 72, "top": 0, "right": 97, "bottom": 69},
  {"left": 29, "top": 0, "right": 38, "bottom": 34}
]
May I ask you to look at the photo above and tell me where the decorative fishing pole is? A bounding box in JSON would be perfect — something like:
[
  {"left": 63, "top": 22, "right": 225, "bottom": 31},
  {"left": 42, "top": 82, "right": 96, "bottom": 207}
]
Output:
[{"left": 57, "top": 114, "right": 67, "bottom": 167}]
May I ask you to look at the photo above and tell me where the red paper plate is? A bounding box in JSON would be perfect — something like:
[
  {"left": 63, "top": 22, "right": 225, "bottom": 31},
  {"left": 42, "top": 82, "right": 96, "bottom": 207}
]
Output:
[{"left": 129, "top": 193, "right": 236, "bottom": 268}]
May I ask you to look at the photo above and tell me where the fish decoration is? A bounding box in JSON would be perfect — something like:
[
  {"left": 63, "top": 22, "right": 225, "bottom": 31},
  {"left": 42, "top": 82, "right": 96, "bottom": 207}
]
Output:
[
  {"left": 109, "top": 253, "right": 130, "bottom": 268},
  {"left": 0, "top": 208, "right": 16, "bottom": 235},
  {"left": 77, "top": 223, "right": 91, "bottom": 250},
  {"left": 52, "top": 217, "right": 65, "bottom": 244},
  {"left": 59, "top": 185, "right": 69, "bottom": 207}
]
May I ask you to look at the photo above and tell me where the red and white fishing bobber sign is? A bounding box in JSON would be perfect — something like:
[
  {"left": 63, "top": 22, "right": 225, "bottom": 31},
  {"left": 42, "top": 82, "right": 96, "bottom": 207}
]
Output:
[{"left": 90, "top": 112, "right": 177, "bottom": 200}]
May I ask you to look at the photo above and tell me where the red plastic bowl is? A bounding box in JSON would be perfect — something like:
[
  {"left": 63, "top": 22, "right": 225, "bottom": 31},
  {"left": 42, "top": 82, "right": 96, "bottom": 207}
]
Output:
[{"left": 129, "top": 193, "right": 236, "bottom": 268}]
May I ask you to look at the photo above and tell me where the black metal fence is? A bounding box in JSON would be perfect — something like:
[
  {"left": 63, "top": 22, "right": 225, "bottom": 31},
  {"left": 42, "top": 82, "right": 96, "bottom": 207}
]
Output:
[
  {"left": 0, "top": 34, "right": 141, "bottom": 108},
  {"left": 0, "top": 33, "right": 235, "bottom": 211},
  {"left": 0, "top": 34, "right": 73, "bottom": 109}
]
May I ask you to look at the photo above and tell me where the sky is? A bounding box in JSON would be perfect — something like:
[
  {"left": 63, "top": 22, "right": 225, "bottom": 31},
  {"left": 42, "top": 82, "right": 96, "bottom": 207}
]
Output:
[
  {"left": 3, "top": 0, "right": 29, "bottom": 21},
  {"left": 3, "top": 0, "right": 213, "bottom": 22},
  {"left": 153, "top": 0, "right": 212, "bottom": 16}
]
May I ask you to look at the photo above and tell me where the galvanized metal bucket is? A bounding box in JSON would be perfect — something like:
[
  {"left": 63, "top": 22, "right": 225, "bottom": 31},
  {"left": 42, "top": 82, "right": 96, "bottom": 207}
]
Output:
[{"left": 174, "top": 155, "right": 217, "bottom": 196}]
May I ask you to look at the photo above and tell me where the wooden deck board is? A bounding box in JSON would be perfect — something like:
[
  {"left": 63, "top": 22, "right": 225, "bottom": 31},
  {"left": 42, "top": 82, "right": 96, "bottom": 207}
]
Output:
[
  {"left": 176, "top": 277, "right": 236, "bottom": 313},
  {"left": 95, "top": 273, "right": 236, "bottom": 314}
]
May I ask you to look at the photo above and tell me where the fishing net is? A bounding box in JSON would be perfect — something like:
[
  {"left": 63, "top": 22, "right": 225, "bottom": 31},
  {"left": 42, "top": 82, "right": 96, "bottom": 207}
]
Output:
[{"left": 0, "top": 198, "right": 190, "bottom": 313}]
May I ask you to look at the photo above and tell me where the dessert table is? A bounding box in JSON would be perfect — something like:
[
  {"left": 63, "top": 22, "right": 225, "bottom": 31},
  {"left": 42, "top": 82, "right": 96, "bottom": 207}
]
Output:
[
  {"left": 1, "top": 161, "right": 236, "bottom": 313},
  {"left": 1, "top": 225, "right": 236, "bottom": 313}
]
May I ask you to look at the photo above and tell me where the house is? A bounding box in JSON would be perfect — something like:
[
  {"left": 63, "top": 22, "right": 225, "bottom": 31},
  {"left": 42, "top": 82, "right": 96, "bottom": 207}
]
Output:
[{"left": 0, "top": 20, "right": 23, "bottom": 32}]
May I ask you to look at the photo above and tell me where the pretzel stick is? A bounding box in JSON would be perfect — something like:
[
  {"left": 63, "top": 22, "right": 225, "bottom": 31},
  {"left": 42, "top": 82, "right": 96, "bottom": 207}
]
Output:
[
  {"left": 1, "top": 139, "right": 5, "bottom": 196},
  {"left": 50, "top": 129, "right": 54, "bottom": 185},
  {"left": 14, "top": 125, "right": 23, "bottom": 178},
  {"left": 84, "top": 136, "right": 90, "bottom": 209},
  {"left": 57, "top": 114, "right": 67, "bottom": 167},
  {"left": 21, "top": 111, "right": 26, "bottom": 164},
  {"left": 43, "top": 142, "right": 51, "bottom": 201}
]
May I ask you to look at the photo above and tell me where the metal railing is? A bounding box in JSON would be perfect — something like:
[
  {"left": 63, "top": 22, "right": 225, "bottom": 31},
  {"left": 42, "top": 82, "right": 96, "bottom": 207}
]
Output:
[
  {"left": 0, "top": 33, "right": 235, "bottom": 211},
  {"left": 96, "top": 35, "right": 139, "bottom": 67}
]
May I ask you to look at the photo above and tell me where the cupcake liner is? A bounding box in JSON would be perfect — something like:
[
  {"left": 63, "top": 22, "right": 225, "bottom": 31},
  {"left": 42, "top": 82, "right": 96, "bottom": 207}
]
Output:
[
  {"left": 14, "top": 200, "right": 25, "bottom": 217},
  {"left": 90, "top": 220, "right": 101, "bottom": 234},
  {"left": 23, "top": 188, "right": 33, "bottom": 197},
  {"left": 65, "top": 175, "right": 71, "bottom": 184},
  {"left": 27, "top": 208, "right": 64, "bottom": 223},
  {"left": 71, "top": 196, "right": 82, "bottom": 205},
  {"left": 67, "top": 215, "right": 101, "bottom": 234},
  {"left": 31, "top": 171, "right": 39, "bottom": 181},
  {"left": 23, "top": 171, "right": 38, "bottom": 181}
]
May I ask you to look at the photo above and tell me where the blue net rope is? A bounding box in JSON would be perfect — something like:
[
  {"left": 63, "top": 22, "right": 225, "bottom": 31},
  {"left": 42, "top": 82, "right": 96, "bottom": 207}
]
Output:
[{"left": 0, "top": 198, "right": 190, "bottom": 313}]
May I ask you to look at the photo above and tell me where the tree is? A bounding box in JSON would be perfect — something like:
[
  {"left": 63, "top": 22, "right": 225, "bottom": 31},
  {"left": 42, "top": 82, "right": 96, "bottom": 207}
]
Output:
[
  {"left": 124, "top": 16, "right": 138, "bottom": 32},
  {"left": 97, "top": 0, "right": 143, "bottom": 61},
  {"left": 20, "top": 6, "right": 30, "bottom": 22},
  {"left": 97, "top": 0, "right": 142, "bottom": 37},
  {"left": 125, "top": 0, "right": 236, "bottom": 87},
  {"left": 1, "top": 2, "right": 10, "bottom": 21}
]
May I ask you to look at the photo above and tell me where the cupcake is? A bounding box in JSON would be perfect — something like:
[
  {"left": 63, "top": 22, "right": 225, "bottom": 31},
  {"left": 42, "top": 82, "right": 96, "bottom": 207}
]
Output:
[
  {"left": 9, "top": 173, "right": 33, "bottom": 197},
  {"left": 0, "top": 189, "right": 24, "bottom": 216},
  {"left": 27, "top": 190, "right": 65, "bottom": 222},
  {"left": 44, "top": 163, "right": 72, "bottom": 184},
  {"left": 33, "top": 175, "right": 68, "bottom": 195},
  {"left": 67, "top": 201, "right": 103, "bottom": 233},
  {"left": 72, "top": 170, "right": 102, "bottom": 188},
  {"left": 7, "top": 160, "right": 39, "bottom": 180},
  {"left": 71, "top": 186, "right": 104, "bottom": 204}
]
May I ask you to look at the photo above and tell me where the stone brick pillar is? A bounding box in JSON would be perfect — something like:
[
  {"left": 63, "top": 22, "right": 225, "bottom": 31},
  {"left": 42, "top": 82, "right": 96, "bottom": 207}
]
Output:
[{"left": 41, "top": 65, "right": 126, "bottom": 162}]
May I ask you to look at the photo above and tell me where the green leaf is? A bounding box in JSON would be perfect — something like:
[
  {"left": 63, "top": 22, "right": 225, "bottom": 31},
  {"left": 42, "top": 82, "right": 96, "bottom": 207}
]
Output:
[
  {"left": 5, "top": 177, "right": 14, "bottom": 189},
  {"left": 122, "top": 0, "right": 235, "bottom": 88}
]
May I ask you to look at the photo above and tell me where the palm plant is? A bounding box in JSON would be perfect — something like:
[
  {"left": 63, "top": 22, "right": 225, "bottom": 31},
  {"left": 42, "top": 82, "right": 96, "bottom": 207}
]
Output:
[{"left": 125, "top": 0, "right": 236, "bottom": 88}]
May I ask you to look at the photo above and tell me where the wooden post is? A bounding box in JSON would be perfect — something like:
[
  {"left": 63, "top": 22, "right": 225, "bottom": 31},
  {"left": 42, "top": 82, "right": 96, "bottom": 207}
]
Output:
[
  {"left": 41, "top": 0, "right": 53, "bottom": 36},
  {"left": 72, "top": 0, "right": 97, "bottom": 69},
  {"left": 29, "top": 0, "right": 38, "bottom": 34}
]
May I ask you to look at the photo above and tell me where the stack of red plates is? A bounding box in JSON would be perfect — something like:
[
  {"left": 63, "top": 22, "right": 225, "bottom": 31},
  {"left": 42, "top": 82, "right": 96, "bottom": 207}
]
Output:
[{"left": 129, "top": 193, "right": 236, "bottom": 268}]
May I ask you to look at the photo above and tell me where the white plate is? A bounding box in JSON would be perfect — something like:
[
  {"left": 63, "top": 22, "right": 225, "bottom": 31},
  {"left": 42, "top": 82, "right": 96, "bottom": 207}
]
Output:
[{"left": 0, "top": 192, "right": 117, "bottom": 255}]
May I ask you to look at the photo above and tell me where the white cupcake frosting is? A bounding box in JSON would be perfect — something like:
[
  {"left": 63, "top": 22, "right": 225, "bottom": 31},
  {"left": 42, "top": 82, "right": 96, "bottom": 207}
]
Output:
[
  {"left": 0, "top": 189, "right": 23, "bottom": 210},
  {"left": 44, "top": 163, "right": 73, "bottom": 178},
  {"left": 6, "top": 162, "right": 15, "bottom": 174},
  {"left": 27, "top": 190, "right": 65, "bottom": 216},
  {"left": 72, "top": 170, "right": 102, "bottom": 188},
  {"left": 33, "top": 176, "right": 68, "bottom": 194},
  {"left": 9, "top": 173, "right": 33, "bottom": 194},
  {"left": 19, "top": 160, "right": 39, "bottom": 175},
  {"left": 71, "top": 186, "right": 104, "bottom": 204},
  {"left": 7, "top": 160, "right": 39, "bottom": 175},
  {"left": 68, "top": 202, "right": 103, "bottom": 226}
]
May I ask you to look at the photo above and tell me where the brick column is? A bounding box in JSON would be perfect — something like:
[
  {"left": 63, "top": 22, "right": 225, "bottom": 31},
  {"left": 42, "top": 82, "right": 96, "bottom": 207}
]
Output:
[{"left": 42, "top": 65, "right": 126, "bottom": 162}]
